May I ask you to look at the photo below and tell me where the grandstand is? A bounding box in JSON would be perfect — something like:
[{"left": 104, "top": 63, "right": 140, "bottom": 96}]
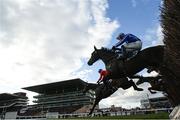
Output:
[
  {"left": 22, "top": 78, "right": 96, "bottom": 115},
  {"left": 0, "top": 92, "right": 28, "bottom": 118},
  {"left": 141, "top": 96, "right": 172, "bottom": 109}
]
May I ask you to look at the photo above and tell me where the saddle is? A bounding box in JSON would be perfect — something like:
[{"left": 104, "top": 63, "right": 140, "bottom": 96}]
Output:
[{"left": 117, "top": 50, "right": 140, "bottom": 61}]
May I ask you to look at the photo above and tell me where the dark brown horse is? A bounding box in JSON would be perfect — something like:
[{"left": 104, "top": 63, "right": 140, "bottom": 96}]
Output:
[
  {"left": 135, "top": 75, "right": 166, "bottom": 94},
  {"left": 88, "top": 45, "right": 164, "bottom": 81},
  {"left": 83, "top": 77, "right": 143, "bottom": 115},
  {"left": 86, "top": 45, "right": 165, "bottom": 115}
]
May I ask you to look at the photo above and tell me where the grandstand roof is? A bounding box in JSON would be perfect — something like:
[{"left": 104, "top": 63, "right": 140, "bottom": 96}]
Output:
[
  {"left": 0, "top": 93, "right": 27, "bottom": 101},
  {"left": 22, "top": 78, "right": 96, "bottom": 94}
]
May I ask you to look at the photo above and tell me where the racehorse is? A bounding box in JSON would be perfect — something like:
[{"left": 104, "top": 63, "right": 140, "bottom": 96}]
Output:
[
  {"left": 135, "top": 74, "right": 176, "bottom": 104},
  {"left": 88, "top": 45, "right": 164, "bottom": 81},
  {"left": 86, "top": 45, "right": 164, "bottom": 115},
  {"left": 135, "top": 75, "right": 166, "bottom": 94},
  {"left": 83, "top": 77, "right": 143, "bottom": 115}
]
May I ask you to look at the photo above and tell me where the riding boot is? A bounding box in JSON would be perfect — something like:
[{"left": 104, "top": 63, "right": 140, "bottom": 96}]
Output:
[
  {"left": 103, "top": 80, "right": 110, "bottom": 89},
  {"left": 103, "top": 80, "right": 117, "bottom": 92},
  {"left": 103, "top": 80, "right": 111, "bottom": 90},
  {"left": 102, "top": 80, "right": 108, "bottom": 89},
  {"left": 121, "top": 45, "right": 127, "bottom": 60}
]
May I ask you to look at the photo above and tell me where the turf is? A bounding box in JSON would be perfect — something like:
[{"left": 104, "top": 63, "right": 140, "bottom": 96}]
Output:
[{"left": 48, "top": 112, "right": 169, "bottom": 119}]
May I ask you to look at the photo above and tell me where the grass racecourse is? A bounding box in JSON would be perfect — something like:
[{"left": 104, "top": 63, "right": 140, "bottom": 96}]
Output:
[{"left": 48, "top": 112, "right": 169, "bottom": 120}]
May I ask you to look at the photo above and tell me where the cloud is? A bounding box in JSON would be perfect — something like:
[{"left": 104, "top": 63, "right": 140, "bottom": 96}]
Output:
[
  {"left": 99, "top": 81, "right": 164, "bottom": 108},
  {"left": 71, "top": 69, "right": 93, "bottom": 81},
  {"left": 0, "top": 0, "right": 163, "bottom": 109},
  {"left": 0, "top": 0, "right": 119, "bottom": 103},
  {"left": 131, "top": 0, "right": 137, "bottom": 8},
  {"left": 142, "top": 24, "right": 164, "bottom": 48},
  {"left": 100, "top": 87, "right": 149, "bottom": 108},
  {"left": 156, "top": 25, "right": 164, "bottom": 44}
]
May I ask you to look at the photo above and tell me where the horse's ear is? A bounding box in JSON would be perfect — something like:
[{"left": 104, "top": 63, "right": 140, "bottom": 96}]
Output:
[{"left": 94, "top": 46, "right": 97, "bottom": 51}]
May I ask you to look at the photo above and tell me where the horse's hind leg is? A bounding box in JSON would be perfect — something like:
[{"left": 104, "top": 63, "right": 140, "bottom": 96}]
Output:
[
  {"left": 148, "top": 87, "right": 157, "bottom": 94},
  {"left": 130, "top": 80, "right": 143, "bottom": 91},
  {"left": 136, "top": 78, "right": 144, "bottom": 85}
]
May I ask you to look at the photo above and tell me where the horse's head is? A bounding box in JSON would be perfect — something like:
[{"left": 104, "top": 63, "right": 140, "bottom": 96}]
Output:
[
  {"left": 88, "top": 46, "right": 116, "bottom": 66},
  {"left": 87, "top": 46, "right": 100, "bottom": 66}
]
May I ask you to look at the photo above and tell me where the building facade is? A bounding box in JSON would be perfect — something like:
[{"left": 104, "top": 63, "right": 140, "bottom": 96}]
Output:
[
  {"left": 0, "top": 92, "right": 28, "bottom": 118},
  {"left": 141, "top": 96, "right": 172, "bottom": 109},
  {"left": 23, "top": 78, "right": 96, "bottom": 114}
]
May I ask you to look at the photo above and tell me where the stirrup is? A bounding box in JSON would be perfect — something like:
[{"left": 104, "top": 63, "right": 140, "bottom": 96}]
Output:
[{"left": 117, "top": 55, "right": 126, "bottom": 60}]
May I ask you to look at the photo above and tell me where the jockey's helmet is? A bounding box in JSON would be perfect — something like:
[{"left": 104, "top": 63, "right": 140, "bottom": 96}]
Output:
[
  {"left": 116, "top": 33, "right": 125, "bottom": 40},
  {"left": 98, "top": 69, "right": 102, "bottom": 73}
]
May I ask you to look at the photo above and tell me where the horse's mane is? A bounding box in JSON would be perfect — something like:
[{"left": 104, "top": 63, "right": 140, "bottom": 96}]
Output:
[
  {"left": 101, "top": 47, "right": 110, "bottom": 51},
  {"left": 101, "top": 47, "right": 114, "bottom": 53}
]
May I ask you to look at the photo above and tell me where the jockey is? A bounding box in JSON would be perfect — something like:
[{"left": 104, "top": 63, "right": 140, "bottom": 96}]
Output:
[
  {"left": 97, "top": 69, "right": 109, "bottom": 85},
  {"left": 97, "top": 69, "right": 115, "bottom": 90},
  {"left": 112, "top": 33, "right": 142, "bottom": 60}
]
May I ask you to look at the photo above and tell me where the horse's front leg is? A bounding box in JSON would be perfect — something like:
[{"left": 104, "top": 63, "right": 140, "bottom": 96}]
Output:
[
  {"left": 89, "top": 98, "right": 100, "bottom": 115},
  {"left": 102, "top": 75, "right": 111, "bottom": 89}
]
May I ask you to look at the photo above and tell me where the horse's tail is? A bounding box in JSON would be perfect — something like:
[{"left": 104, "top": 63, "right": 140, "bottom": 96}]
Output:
[{"left": 161, "top": 0, "right": 180, "bottom": 106}]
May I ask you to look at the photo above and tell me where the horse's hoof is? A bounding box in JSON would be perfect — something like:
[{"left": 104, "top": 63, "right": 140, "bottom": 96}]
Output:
[
  {"left": 136, "top": 79, "right": 143, "bottom": 85},
  {"left": 136, "top": 88, "right": 143, "bottom": 91},
  {"left": 150, "top": 91, "right": 157, "bottom": 94},
  {"left": 88, "top": 113, "right": 92, "bottom": 117},
  {"left": 147, "top": 68, "right": 153, "bottom": 73}
]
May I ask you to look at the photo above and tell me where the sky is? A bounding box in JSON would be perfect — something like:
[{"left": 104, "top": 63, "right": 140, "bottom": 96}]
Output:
[{"left": 0, "top": 0, "right": 164, "bottom": 108}]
